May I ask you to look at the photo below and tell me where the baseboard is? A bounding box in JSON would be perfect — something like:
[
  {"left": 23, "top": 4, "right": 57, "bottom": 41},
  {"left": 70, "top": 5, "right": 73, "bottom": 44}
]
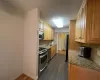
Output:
[
  {"left": 24, "top": 72, "right": 38, "bottom": 80},
  {"left": 51, "top": 53, "right": 57, "bottom": 60}
]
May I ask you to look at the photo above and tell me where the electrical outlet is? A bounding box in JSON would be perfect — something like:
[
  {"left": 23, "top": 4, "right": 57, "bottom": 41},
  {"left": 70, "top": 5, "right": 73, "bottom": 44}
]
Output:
[{"left": 97, "top": 49, "right": 100, "bottom": 57}]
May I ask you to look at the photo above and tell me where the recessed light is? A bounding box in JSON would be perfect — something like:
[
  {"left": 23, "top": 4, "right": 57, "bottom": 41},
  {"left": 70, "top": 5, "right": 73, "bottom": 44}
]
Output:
[{"left": 53, "top": 18, "right": 63, "bottom": 28}]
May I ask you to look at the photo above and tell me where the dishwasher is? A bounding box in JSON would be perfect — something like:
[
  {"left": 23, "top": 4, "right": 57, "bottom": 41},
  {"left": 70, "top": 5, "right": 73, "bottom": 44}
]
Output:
[{"left": 48, "top": 48, "right": 51, "bottom": 63}]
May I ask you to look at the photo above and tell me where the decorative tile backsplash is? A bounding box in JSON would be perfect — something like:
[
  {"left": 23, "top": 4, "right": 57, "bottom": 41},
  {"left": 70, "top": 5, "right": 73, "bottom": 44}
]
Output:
[
  {"left": 79, "top": 44, "right": 100, "bottom": 66},
  {"left": 91, "top": 46, "right": 100, "bottom": 66},
  {"left": 39, "top": 40, "right": 52, "bottom": 46}
]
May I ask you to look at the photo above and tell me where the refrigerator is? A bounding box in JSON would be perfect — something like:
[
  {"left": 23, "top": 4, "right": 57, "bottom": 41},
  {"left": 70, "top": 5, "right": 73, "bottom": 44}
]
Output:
[{"left": 65, "top": 34, "right": 69, "bottom": 62}]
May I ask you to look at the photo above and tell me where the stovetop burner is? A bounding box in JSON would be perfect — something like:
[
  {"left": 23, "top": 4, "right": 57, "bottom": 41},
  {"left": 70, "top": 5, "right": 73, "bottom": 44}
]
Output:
[
  {"left": 39, "top": 47, "right": 48, "bottom": 54},
  {"left": 39, "top": 47, "right": 46, "bottom": 51}
]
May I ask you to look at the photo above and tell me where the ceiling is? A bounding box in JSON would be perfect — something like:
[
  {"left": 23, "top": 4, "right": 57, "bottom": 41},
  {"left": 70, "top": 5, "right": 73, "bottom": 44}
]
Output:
[{"left": 6, "top": 0, "right": 82, "bottom": 28}]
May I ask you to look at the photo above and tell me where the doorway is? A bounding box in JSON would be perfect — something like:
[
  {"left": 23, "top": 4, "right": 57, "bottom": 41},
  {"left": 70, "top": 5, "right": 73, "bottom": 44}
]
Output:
[{"left": 57, "top": 32, "right": 67, "bottom": 55}]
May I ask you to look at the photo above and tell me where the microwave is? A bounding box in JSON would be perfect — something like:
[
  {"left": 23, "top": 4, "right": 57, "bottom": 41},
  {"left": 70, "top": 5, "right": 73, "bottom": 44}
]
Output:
[
  {"left": 39, "top": 31, "right": 44, "bottom": 40},
  {"left": 79, "top": 46, "right": 91, "bottom": 58}
]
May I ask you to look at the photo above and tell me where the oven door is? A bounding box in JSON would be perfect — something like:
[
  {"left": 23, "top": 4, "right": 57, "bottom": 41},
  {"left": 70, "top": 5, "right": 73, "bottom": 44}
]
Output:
[{"left": 39, "top": 51, "right": 48, "bottom": 73}]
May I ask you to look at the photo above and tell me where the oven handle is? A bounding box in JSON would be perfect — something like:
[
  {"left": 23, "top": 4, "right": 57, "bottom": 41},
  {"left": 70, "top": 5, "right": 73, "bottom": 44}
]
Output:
[
  {"left": 40, "top": 63, "right": 48, "bottom": 72},
  {"left": 40, "top": 52, "right": 48, "bottom": 58}
]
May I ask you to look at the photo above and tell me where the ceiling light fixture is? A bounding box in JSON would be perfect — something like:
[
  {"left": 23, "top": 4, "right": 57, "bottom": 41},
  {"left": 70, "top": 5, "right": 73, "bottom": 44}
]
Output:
[{"left": 53, "top": 18, "right": 63, "bottom": 28}]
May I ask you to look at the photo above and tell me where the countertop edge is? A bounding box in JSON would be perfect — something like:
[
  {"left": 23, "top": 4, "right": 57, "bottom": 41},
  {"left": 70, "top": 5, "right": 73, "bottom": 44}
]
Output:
[{"left": 68, "top": 62, "right": 100, "bottom": 72}]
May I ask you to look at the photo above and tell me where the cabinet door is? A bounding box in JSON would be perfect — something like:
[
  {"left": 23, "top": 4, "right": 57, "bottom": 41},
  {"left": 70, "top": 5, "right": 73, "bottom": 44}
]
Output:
[
  {"left": 49, "top": 26, "right": 52, "bottom": 40},
  {"left": 75, "top": 0, "right": 86, "bottom": 43},
  {"left": 54, "top": 45, "right": 57, "bottom": 53},
  {"left": 44, "top": 24, "right": 52, "bottom": 40},
  {"left": 87, "top": 0, "right": 100, "bottom": 44},
  {"left": 54, "top": 45, "right": 57, "bottom": 55},
  {"left": 51, "top": 46, "right": 56, "bottom": 58},
  {"left": 50, "top": 27, "right": 54, "bottom": 40},
  {"left": 44, "top": 24, "right": 49, "bottom": 40},
  {"left": 70, "top": 64, "right": 100, "bottom": 80},
  {"left": 80, "top": 1, "right": 86, "bottom": 42},
  {"left": 68, "top": 64, "right": 71, "bottom": 80},
  {"left": 53, "top": 46, "right": 55, "bottom": 56},
  {"left": 75, "top": 14, "right": 81, "bottom": 41},
  {"left": 51, "top": 28, "right": 54, "bottom": 40},
  {"left": 51, "top": 47, "right": 54, "bottom": 58},
  {"left": 48, "top": 26, "right": 51, "bottom": 40},
  {"left": 51, "top": 28, "right": 53, "bottom": 40}
]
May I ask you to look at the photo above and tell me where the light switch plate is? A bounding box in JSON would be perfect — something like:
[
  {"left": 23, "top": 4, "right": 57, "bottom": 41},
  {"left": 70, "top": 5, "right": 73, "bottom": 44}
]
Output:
[{"left": 97, "top": 49, "right": 100, "bottom": 57}]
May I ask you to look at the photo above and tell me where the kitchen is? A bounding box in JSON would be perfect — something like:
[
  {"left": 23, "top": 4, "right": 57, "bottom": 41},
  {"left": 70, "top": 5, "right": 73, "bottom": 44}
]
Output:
[
  {"left": 38, "top": 19, "right": 67, "bottom": 79},
  {"left": 38, "top": 0, "right": 100, "bottom": 80},
  {"left": 0, "top": 0, "right": 100, "bottom": 80}
]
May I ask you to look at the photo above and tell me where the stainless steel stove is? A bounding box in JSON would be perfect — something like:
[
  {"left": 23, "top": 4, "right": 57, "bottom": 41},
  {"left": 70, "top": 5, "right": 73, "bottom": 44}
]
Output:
[
  {"left": 39, "top": 47, "right": 47, "bottom": 54},
  {"left": 39, "top": 47, "right": 48, "bottom": 75}
]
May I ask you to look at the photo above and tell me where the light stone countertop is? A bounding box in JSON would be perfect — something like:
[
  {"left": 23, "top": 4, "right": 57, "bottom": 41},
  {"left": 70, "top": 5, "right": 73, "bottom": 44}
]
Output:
[{"left": 68, "top": 51, "right": 100, "bottom": 71}]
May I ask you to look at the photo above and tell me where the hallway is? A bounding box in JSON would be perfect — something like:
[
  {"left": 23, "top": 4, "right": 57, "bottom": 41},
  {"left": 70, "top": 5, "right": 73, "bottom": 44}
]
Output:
[{"left": 38, "top": 54, "right": 68, "bottom": 80}]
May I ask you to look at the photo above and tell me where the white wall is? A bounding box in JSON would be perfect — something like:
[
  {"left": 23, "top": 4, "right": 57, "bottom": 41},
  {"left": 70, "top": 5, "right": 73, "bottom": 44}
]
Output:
[
  {"left": 0, "top": 1, "right": 24, "bottom": 80},
  {"left": 23, "top": 8, "right": 39, "bottom": 80},
  {"left": 54, "top": 27, "right": 69, "bottom": 33}
]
